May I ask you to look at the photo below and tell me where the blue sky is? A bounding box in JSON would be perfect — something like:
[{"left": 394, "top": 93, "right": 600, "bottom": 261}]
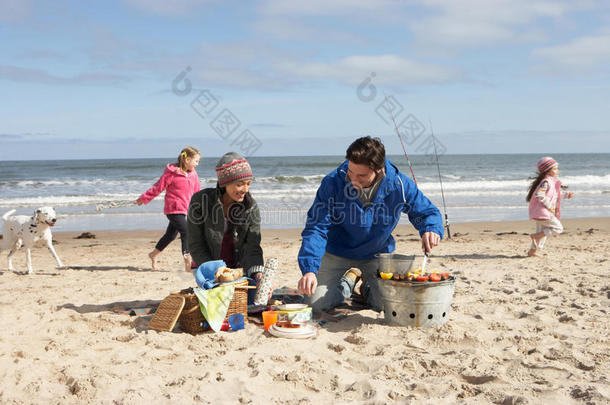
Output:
[{"left": 1, "top": 0, "right": 609, "bottom": 160}]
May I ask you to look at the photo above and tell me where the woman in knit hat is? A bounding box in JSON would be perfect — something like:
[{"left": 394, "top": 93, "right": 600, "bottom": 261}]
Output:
[
  {"left": 526, "top": 156, "right": 574, "bottom": 257},
  {"left": 187, "top": 152, "right": 265, "bottom": 300}
]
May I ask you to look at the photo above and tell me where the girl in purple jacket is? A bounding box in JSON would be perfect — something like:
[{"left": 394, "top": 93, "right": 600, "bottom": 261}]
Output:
[
  {"left": 134, "top": 147, "right": 201, "bottom": 271},
  {"left": 526, "top": 156, "right": 574, "bottom": 257}
]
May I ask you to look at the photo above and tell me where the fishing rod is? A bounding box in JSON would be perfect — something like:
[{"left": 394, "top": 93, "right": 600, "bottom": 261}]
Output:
[
  {"left": 390, "top": 114, "right": 418, "bottom": 186},
  {"left": 429, "top": 120, "right": 451, "bottom": 239}
]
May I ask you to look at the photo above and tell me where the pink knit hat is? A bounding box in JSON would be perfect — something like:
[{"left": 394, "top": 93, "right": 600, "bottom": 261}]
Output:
[
  {"left": 537, "top": 156, "right": 558, "bottom": 173},
  {"left": 215, "top": 152, "right": 253, "bottom": 187}
]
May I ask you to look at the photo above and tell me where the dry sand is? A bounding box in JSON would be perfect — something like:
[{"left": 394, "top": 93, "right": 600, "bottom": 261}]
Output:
[{"left": 0, "top": 218, "right": 609, "bottom": 404}]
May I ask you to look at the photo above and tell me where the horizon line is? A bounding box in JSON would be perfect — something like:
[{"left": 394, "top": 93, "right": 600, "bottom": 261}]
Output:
[{"left": 1, "top": 151, "right": 609, "bottom": 162}]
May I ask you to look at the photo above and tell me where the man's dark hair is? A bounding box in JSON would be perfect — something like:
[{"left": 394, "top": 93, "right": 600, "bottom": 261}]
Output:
[{"left": 345, "top": 136, "right": 386, "bottom": 171}]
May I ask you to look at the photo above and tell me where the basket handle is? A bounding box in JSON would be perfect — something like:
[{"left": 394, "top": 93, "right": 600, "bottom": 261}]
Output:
[{"left": 181, "top": 305, "right": 200, "bottom": 315}]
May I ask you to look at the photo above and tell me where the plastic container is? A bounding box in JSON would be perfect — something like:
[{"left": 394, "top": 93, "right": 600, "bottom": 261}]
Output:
[
  {"left": 253, "top": 258, "right": 278, "bottom": 305},
  {"left": 273, "top": 304, "right": 312, "bottom": 324},
  {"left": 262, "top": 311, "right": 278, "bottom": 331}
]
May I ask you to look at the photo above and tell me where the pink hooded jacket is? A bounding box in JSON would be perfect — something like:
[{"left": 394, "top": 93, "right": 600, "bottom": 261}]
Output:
[
  {"left": 529, "top": 175, "right": 562, "bottom": 220},
  {"left": 139, "top": 164, "right": 201, "bottom": 215}
]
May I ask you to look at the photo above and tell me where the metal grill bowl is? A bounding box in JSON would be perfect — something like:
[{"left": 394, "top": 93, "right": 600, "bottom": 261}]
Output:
[
  {"left": 378, "top": 277, "right": 456, "bottom": 327},
  {"left": 376, "top": 253, "right": 415, "bottom": 276}
]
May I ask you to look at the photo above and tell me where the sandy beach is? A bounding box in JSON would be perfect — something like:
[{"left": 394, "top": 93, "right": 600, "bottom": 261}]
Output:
[{"left": 1, "top": 218, "right": 609, "bottom": 404}]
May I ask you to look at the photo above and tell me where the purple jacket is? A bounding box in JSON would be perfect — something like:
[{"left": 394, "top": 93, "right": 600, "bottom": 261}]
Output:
[{"left": 139, "top": 164, "right": 201, "bottom": 215}]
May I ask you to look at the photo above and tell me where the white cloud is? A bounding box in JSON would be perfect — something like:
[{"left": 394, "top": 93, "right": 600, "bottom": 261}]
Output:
[
  {"left": 276, "top": 54, "right": 459, "bottom": 85},
  {"left": 251, "top": 18, "right": 368, "bottom": 44},
  {"left": 409, "top": 0, "right": 572, "bottom": 47},
  {"left": 122, "top": 0, "right": 219, "bottom": 16},
  {"left": 0, "top": 65, "right": 131, "bottom": 86},
  {"left": 259, "top": 0, "right": 582, "bottom": 49},
  {"left": 107, "top": 40, "right": 460, "bottom": 89},
  {"left": 0, "top": 0, "right": 31, "bottom": 22},
  {"left": 532, "top": 31, "right": 610, "bottom": 70},
  {"left": 260, "top": 0, "right": 394, "bottom": 16},
  {"left": 184, "top": 42, "right": 299, "bottom": 89},
  {"left": 16, "top": 49, "right": 66, "bottom": 60},
  {"left": 193, "top": 66, "right": 291, "bottom": 90}
]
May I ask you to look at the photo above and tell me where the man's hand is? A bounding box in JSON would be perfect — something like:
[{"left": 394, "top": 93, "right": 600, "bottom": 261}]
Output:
[
  {"left": 297, "top": 272, "right": 318, "bottom": 296},
  {"left": 421, "top": 231, "right": 440, "bottom": 254}
]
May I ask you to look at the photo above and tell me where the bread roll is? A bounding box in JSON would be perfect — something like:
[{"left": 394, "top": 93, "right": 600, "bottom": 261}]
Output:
[{"left": 214, "top": 266, "right": 244, "bottom": 283}]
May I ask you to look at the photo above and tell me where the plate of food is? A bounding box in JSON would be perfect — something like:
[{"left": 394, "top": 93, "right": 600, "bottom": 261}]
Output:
[
  {"left": 268, "top": 322, "right": 316, "bottom": 339},
  {"left": 275, "top": 303, "right": 308, "bottom": 311}
]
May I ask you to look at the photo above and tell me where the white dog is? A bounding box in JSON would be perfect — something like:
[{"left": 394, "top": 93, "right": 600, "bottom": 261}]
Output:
[{"left": 1, "top": 207, "right": 64, "bottom": 274}]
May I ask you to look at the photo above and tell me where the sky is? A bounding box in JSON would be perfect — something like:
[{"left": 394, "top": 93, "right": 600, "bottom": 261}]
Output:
[{"left": 1, "top": 0, "right": 609, "bottom": 160}]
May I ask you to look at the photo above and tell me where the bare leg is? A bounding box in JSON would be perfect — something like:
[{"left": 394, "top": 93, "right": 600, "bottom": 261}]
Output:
[
  {"left": 530, "top": 231, "right": 545, "bottom": 247},
  {"left": 528, "top": 231, "right": 545, "bottom": 256},
  {"left": 183, "top": 253, "right": 192, "bottom": 272},
  {"left": 148, "top": 248, "right": 161, "bottom": 270}
]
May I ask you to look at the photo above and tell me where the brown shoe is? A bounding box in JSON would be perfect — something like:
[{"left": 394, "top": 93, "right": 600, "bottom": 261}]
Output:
[{"left": 343, "top": 267, "right": 362, "bottom": 283}]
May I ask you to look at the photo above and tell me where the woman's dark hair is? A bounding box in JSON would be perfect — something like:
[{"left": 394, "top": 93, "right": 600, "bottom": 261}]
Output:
[
  {"left": 217, "top": 185, "right": 253, "bottom": 226},
  {"left": 526, "top": 171, "right": 549, "bottom": 202},
  {"left": 345, "top": 136, "right": 386, "bottom": 171}
]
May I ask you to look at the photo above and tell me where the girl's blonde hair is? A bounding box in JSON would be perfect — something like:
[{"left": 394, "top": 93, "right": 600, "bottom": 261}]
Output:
[{"left": 177, "top": 146, "right": 200, "bottom": 171}]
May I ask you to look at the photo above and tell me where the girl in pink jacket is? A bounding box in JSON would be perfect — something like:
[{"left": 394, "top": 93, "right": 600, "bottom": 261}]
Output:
[
  {"left": 526, "top": 156, "right": 574, "bottom": 257},
  {"left": 134, "top": 147, "right": 201, "bottom": 271}
]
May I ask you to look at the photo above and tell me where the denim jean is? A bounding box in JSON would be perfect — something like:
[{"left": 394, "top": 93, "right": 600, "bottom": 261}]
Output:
[{"left": 305, "top": 252, "right": 382, "bottom": 313}]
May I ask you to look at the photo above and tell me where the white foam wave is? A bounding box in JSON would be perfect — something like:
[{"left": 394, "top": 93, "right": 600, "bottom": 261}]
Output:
[
  {"left": 2, "top": 187, "right": 607, "bottom": 209},
  {"left": 36, "top": 203, "right": 610, "bottom": 220},
  {"left": 3, "top": 174, "right": 608, "bottom": 193},
  {"left": 0, "top": 194, "right": 139, "bottom": 207},
  {"left": 2, "top": 179, "right": 146, "bottom": 188},
  {"left": 447, "top": 204, "right": 610, "bottom": 209},
  {"left": 559, "top": 174, "right": 610, "bottom": 187},
  {"left": 423, "top": 189, "right": 608, "bottom": 197},
  {"left": 251, "top": 188, "right": 318, "bottom": 196},
  {"left": 419, "top": 174, "right": 610, "bottom": 192}
]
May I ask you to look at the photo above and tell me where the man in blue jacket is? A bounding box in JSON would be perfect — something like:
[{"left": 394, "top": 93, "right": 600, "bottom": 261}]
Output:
[{"left": 297, "top": 136, "right": 444, "bottom": 312}]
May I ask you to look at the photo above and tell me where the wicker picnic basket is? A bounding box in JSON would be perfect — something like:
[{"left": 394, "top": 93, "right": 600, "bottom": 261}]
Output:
[{"left": 175, "top": 279, "right": 249, "bottom": 335}]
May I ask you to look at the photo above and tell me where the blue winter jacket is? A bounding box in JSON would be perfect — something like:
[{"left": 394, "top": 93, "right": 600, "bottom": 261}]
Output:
[{"left": 298, "top": 159, "right": 444, "bottom": 275}]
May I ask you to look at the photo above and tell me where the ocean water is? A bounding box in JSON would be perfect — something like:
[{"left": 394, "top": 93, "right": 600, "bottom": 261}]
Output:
[{"left": 1, "top": 154, "right": 609, "bottom": 232}]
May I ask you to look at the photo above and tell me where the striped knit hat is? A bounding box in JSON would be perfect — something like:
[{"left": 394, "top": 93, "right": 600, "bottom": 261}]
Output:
[
  {"left": 537, "top": 156, "right": 558, "bottom": 173},
  {"left": 216, "top": 152, "right": 253, "bottom": 187}
]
